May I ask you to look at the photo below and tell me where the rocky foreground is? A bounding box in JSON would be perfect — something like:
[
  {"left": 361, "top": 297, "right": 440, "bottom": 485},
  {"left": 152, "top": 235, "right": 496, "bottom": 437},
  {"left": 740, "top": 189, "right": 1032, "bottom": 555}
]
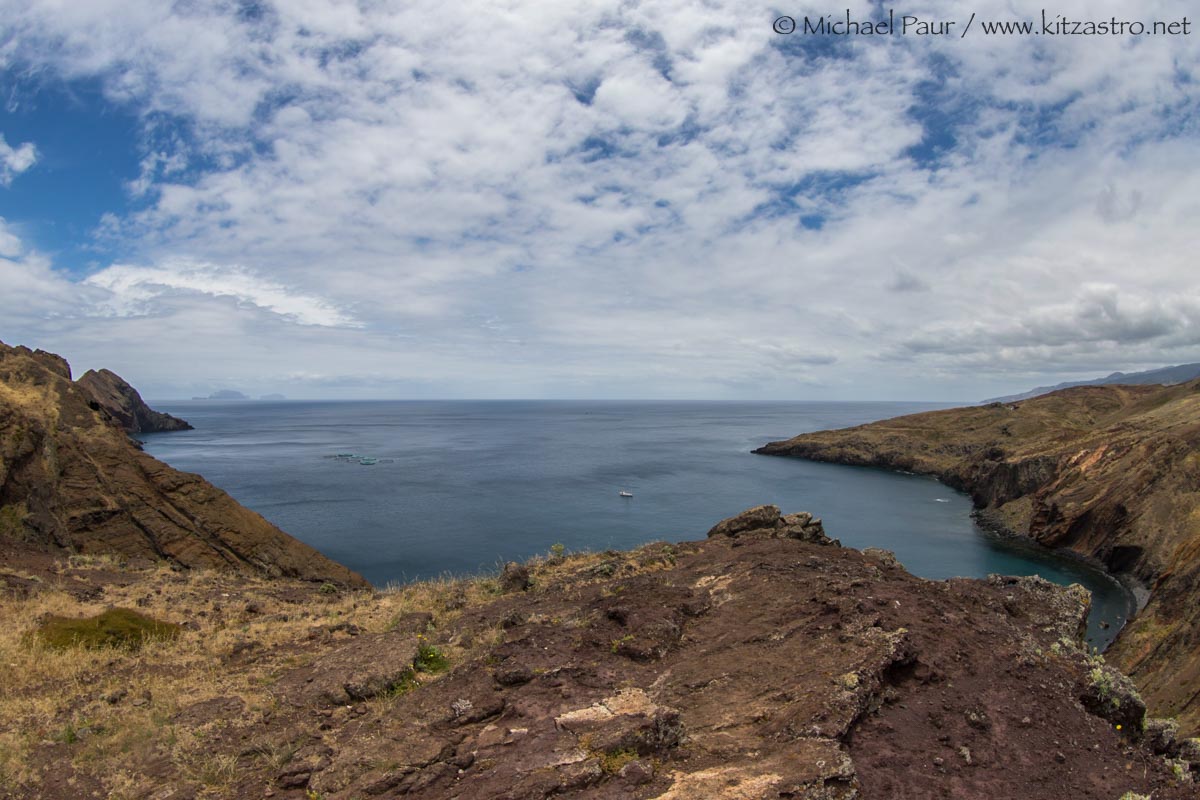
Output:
[
  {"left": 755, "top": 381, "right": 1200, "bottom": 736},
  {"left": 1, "top": 505, "right": 1197, "bottom": 799},
  {"left": 0, "top": 340, "right": 364, "bottom": 587}
]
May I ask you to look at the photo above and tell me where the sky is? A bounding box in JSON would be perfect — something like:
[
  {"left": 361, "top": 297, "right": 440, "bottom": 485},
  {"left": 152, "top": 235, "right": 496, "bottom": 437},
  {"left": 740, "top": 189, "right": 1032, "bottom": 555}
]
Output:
[{"left": 0, "top": 0, "right": 1197, "bottom": 401}]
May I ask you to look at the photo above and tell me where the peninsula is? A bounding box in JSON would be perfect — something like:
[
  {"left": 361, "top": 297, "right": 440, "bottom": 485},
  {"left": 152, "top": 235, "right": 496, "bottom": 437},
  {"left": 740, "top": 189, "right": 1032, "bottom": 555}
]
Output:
[{"left": 756, "top": 380, "right": 1200, "bottom": 737}]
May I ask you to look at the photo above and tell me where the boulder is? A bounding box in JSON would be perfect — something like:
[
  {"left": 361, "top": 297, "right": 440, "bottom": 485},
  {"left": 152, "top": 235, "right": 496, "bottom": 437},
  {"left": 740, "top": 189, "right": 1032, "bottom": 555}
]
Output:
[
  {"left": 1144, "top": 717, "right": 1180, "bottom": 756},
  {"left": 706, "top": 506, "right": 835, "bottom": 545},
  {"left": 275, "top": 628, "right": 421, "bottom": 706},
  {"left": 706, "top": 505, "right": 781, "bottom": 537},
  {"left": 862, "top": 548, "right": 899, "bottom": 568},
  {"left": 781, "top": 516, "right": 834, "bottom": 545},
  {"left": 1079, "top": 663, "right": 1146, "bottom": 735}
]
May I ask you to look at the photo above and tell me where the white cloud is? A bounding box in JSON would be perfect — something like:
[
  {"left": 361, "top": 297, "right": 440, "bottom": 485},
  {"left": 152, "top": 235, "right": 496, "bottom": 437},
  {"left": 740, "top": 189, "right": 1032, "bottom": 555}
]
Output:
[
  {"left": 83, "top": 261, "right": 360, "bottom": 328},
  {"left": 0, "top": 0, "right": 1197, "bottom": 399},
  {"left": 0, "top": 134, "right": 36, "bottom": 185},
  {"left": 0, "top": 218, "right": 23, "bottom": 258}
]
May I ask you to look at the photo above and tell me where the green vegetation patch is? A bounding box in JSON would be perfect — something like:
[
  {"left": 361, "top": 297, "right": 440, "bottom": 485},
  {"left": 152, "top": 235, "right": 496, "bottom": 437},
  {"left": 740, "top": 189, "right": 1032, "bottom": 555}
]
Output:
[
  {"left": 597, "top": 747, "right": 638, "bottom": 774},
  {"left": 414, "top": 637, "right": 449, "bottom": 673},
  {"left": 32, "top": 607, "right": 181, "bottom": 651}
]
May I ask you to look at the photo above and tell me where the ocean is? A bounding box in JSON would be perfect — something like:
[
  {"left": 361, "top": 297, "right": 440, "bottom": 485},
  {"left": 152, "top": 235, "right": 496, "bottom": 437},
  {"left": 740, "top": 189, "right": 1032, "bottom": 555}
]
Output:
[{"left": 141, "top": 399, "right": 1133, "bottom": 650}]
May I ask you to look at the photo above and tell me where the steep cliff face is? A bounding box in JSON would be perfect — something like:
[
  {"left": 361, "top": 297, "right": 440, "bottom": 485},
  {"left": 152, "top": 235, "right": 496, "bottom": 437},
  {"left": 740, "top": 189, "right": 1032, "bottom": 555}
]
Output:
[
  {"left": 76, "top": 368, "right": 192, "bottom": 434},
  {"left": 756, "top": 382, "right": 1200, "bottom": 734},
  {"left": 0, "top": 341, "right": 366, "bottom": 587}
]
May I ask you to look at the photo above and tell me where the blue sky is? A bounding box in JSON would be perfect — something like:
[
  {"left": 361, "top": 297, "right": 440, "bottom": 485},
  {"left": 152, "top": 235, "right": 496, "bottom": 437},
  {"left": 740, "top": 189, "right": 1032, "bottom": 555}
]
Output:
[{"left": 0, "top": 0, "right": 1197, "bottom": 400}]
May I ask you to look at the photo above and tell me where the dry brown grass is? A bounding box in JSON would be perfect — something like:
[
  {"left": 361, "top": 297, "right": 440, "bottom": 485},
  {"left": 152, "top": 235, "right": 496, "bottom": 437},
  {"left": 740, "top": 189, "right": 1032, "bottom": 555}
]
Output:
[
  {"left": 0, "top": 380, "right": 55, "bottom": 416},
  {"left": 0, "top": 542, "right": 682, "bottom": 796},
  {"left": 0, "top": 559, "right": 376, "bottom": 795}
]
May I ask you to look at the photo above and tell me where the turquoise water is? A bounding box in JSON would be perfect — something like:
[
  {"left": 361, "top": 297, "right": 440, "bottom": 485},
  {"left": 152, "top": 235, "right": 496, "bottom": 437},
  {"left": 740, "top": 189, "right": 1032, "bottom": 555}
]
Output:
[{"left": 141, "top": 400, "right": 1133, "bottom": 649}]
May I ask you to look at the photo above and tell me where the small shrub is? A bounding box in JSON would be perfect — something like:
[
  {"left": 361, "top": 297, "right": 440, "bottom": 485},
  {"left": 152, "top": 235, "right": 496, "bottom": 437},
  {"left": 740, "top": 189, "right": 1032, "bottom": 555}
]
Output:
[
  {"left": 1169, "top": 759, "right": 1193, "bottom": 783},
  {"left": 414, "top": 636, "right": 449, "bottom": 673},
  {"left": 384, "top": 672, "right": 421, "bottom": 697},
  {"left": 550, "top": 543, "right": 566, "bottom": 559},
  {"left": 318, "top": 582, "right": 338, "bottom": 595},
  {"left": 590, "top": 561, "right": 618, "bottom": 578},
  {"left": 57, "top": 723, "right": 79, "bottom": 745},
  {"left": 31, "top": 608, "right": 180, "bottom": 651},
  {"left": 1090, "top": 667, "right": 1120, "bottom": 709},
  {"left": 611, "top": 633, "right": 635, "bottom": 654}
]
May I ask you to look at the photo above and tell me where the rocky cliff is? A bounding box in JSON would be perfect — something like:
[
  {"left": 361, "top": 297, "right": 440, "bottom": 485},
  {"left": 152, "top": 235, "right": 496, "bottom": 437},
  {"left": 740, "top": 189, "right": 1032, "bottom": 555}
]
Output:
[
  {"left": 76, "top": 368, "right": 192, "bottom": 434},
  {"left": 1, "top": 506, "right": 1195, "bottom": 799},
  {"left": 0, "top": 340, "right": 365, "bottom": 587},
  {"left": 755, "top": 381, "right": 1200, "bottom": 735}
]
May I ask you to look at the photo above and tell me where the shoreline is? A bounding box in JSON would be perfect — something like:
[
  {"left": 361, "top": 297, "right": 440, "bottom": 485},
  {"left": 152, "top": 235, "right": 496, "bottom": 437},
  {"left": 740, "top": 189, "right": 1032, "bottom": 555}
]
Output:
[
  {"left": 971, "top": 507, "right": 1143, "bottom": 643},
  {"left": 754, "top": 450, "right": 1142, "bottom": 651}
]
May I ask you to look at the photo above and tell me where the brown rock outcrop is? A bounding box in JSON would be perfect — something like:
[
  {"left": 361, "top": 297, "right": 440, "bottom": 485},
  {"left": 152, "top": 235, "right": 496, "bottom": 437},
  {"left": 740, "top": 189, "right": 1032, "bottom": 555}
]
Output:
[
  {"left": 706, "top": 503, "right": 835, "bottom": 544},
  {"left": 3, "top": 510, "right": 1196, "bottom": 798},
  {"left": 76, "top": 367, "right": 191, "bottom": 434},
  {"left": 755, "top": 381, "right": 1200, "bottom": 734},
  {"left": 0, "top": 340, "right": 366, "bottom": 587}
]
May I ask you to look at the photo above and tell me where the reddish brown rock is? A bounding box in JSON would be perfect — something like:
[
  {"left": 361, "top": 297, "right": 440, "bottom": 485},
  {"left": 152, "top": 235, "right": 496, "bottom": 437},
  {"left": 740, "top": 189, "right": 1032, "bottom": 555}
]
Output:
[
  {"left": 3, "top": 511, "right": 1195, "bottom": 799},
  {"left": 275, "top": 629, "right": 421, "bottom": 707},
  {"left": 0, "top": 340, "right": 366, "bottom": 587},
  {"left": 76, "top": 367, "right": 191, "bottom": 434}
]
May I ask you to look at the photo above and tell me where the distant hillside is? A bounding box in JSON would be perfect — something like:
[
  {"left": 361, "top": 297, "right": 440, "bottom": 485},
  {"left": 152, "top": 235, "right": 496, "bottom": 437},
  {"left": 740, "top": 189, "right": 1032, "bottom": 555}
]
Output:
[
  {"left": 985, "top": 362, "right": 1200, "bottom": 403},
  {"left": 192, "top": 389, "right": 249, "bottom": 400}
]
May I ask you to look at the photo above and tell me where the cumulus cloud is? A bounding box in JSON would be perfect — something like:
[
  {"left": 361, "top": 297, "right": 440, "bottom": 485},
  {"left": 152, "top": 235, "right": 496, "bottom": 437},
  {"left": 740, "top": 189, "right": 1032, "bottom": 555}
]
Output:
[
  {"left": 0, "top": 134, "right": 37, "bottom": 185},
  {"left": 0, "top": 0, "right": 1196, "bottom": 399}
]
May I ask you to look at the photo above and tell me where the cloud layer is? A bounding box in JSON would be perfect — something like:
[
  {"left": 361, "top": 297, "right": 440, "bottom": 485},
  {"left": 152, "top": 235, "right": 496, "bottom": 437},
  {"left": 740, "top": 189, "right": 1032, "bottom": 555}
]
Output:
[{"left": 0, "top": 0, "right": 1197, "bottom": 399}]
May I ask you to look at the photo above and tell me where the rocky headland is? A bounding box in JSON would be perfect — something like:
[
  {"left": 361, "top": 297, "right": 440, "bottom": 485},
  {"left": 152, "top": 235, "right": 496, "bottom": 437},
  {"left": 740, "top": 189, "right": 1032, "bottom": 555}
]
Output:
[
  {"left": 756, "top": 381, "right": 1200, "bottom": 737},
  {"left": 75, "top": 367, "right": 192, "bottom": 435},
  {"left": 0, "top": 340, "right": 364, "bottom": 587}
]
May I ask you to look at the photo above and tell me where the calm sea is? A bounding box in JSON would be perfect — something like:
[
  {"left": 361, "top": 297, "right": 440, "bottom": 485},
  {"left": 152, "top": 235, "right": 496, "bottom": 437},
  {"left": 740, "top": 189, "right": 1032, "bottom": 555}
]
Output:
[{"left": 141, "top": 400, "right": 1133, "bottom": 649}]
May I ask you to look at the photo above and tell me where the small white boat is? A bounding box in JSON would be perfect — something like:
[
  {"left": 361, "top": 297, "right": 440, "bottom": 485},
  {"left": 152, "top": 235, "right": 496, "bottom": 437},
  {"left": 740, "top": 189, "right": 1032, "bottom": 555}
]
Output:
[{"left": 618, "top": 490, "right": 633, "bottom": 498}]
